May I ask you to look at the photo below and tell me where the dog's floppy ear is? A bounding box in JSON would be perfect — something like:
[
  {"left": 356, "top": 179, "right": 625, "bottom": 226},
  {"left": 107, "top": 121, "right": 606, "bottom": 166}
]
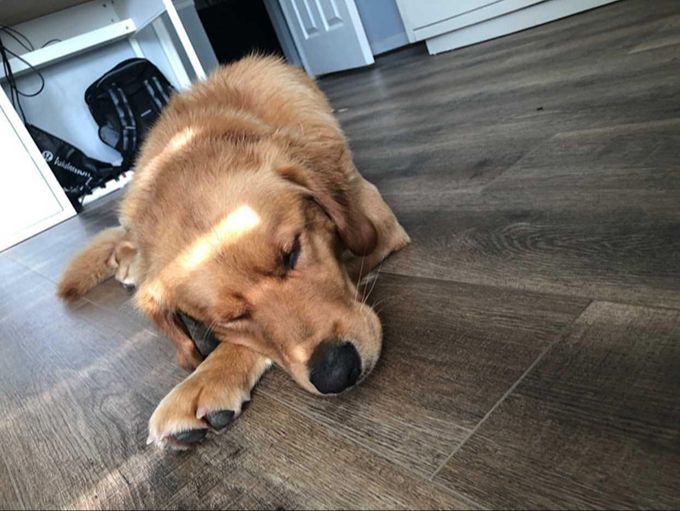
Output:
[
  {"left": 137, "top": 282, "right": 203, "bottom": 371},
  {"left": 278, "top": 165, "right": 377, "bottom": 256}
]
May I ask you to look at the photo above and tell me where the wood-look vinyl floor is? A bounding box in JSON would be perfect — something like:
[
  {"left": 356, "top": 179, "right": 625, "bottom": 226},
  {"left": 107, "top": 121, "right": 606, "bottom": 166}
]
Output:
[{"left": 1, "top": 1, "right": 679, "bottom": 508}]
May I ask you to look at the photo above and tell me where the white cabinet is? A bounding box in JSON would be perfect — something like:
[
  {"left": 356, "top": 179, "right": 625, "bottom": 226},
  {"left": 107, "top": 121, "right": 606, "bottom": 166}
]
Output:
[
  {"left": 398, "top": 0, "right": 500, "bottom": 37},
  {"left": 396, "top": 0, "right": 621, "bottom": 55},
  {"left": 0, "top": 89, "right": 75, "bottom": 252},
  {"left": 0, "top": 0, "right": 214, "bottom": 251}
]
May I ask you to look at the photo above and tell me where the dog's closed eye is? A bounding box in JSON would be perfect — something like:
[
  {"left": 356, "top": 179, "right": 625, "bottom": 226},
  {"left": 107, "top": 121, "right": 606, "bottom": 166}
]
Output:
[
  {"left": 219, "top": 310, "right": 251, "bottom": 329},
  {"left": 229, "top": 311, "right": 250, "bottom": 322},
  {"left": 282, "top": 235, "right": 301, "bottom": 272}
]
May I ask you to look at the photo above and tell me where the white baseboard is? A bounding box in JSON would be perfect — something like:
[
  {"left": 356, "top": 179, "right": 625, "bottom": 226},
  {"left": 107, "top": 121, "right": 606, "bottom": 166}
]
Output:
[{"left": 426, "top": 0, "right": 620, "bottom": 55}]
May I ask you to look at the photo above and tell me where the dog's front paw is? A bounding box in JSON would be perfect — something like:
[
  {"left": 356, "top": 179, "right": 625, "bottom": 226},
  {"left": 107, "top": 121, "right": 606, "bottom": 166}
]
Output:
[{"left": 146, "top": 370, "right": 252, "bottom": 450}]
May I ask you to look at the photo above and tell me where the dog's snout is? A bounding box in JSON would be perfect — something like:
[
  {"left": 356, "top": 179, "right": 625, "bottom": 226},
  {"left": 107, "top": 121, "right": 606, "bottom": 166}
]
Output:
[{"left": 308, "top": 340, "right": 362, "bottom": 394}]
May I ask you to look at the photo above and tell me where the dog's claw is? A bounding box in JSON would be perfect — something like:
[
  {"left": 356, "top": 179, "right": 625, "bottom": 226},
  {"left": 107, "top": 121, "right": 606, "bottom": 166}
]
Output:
[
  {"left": 172, "top": 428, "right": 208, "bottom": 445},
  {"left": 205, "top": 410, "right": 235, "bottom": 430}
]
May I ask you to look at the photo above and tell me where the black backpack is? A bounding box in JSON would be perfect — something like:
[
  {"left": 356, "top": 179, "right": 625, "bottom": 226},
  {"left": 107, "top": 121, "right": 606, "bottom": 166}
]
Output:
[
  {"left": 26, "top": 58, "right": 175, "bottom": 211},
  {"left": 85, "top": 58, "right": 176, "bottom": 169}
]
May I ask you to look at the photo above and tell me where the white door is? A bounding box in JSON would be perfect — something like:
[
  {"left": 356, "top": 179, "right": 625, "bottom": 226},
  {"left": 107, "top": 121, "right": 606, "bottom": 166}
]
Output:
[{"left": 277, "top": 0, "right": 374, "bottom": 76}]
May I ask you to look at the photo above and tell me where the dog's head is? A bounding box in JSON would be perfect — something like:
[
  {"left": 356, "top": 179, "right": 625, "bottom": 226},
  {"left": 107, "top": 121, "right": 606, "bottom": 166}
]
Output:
[{"left": 136, "top": 145, "right": 381, "bottom": 395}]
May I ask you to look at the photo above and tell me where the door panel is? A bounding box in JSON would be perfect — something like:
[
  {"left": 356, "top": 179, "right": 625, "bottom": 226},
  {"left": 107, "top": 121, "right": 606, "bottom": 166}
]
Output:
[
  {"left": 278, "top": 0, "right": 373, "bottom": 76},
  {"left": 291, "top": 0, "right": 320, "bottom": 38}
]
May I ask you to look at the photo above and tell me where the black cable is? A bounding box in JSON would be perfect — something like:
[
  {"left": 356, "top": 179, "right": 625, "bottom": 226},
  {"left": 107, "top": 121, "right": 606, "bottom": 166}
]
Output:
[
  {"left": 0, "top": 35, "right": 27, "bottom": 121},
  {"left": 3, "top": 47, "right": 45, "bottom": 97},
  {"left": 42, "top": 38, "right": 62, "bottom": 47},
  {"left": 0, "top": 28, "right": 48, "bottom": 122},
  {"left": 0, "top": 26, "right": 34, "bottom": 51}
]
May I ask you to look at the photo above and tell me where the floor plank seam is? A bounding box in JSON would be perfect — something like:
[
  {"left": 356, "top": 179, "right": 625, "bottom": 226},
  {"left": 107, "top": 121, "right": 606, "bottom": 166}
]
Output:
[
  {"left": 3, "top": 251, "right": 61, "bottom": 283},
  {"left": 379, "top": 268, "right": 680, "bottom": 313},
  {"left": 379, "top": 268, "right": 589, "bottom": 301},
  {"left": 75, "top": 294, "right": 161, "bottom": 340},
  {"left": 7, "top": 254, "right": 159, "bottom": 338},
  {"left": 258, "top": 389, "right": 484, "bottom": 509},
  {"left": 1, "top": 253, "right": 64, "bottom": 288},
  {"left": 428, "top": 298, "right": 595, "bottom": 481}
]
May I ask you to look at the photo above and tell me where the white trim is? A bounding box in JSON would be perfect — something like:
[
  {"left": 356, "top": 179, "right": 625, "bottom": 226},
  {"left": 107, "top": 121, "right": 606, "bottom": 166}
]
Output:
[
  {"left": 161, "top": 0, "right": 207, "bottom": 80},
  {"left": 345, "top": 0, "right": 375, "bottom": 65},
  {"left": 0, "top": 19, "right": 137, "bottom": 80},
  {"left": 152, "top": 17, "right": 193, "bottom": 89},
  {"left": 128, "top": 36, "right": 145, "bottom": 58},
  {"left": 426, "top": 0, "right": 620, "bottom": 54}
]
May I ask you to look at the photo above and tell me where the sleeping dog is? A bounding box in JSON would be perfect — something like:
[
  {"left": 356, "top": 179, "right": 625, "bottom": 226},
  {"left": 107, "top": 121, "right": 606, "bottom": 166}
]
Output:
[{"left": 58, "top": 56, "right": 409, "bottom": 449}]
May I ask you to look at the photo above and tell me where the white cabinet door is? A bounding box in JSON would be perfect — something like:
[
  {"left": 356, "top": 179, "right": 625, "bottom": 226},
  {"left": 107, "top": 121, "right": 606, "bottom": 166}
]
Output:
[
  {"left": 397, "top": 0, "right": 499, "bottom": 40},
  {"left": 397, "top": 0, "right": 545, "bottom": 42},
  {"left": 0, "top": 89, "right": 75, "bottom": 252},
  {"left": 277, "top": 0, "right": 374, "bottom": 76},
  {"left": 396, "top": 0, "right": 621, "bottom": 53}
]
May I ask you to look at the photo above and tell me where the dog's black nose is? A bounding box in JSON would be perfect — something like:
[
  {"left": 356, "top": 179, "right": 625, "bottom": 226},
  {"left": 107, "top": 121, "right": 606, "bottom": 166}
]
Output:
[{"left": 308, "top": 340, "right": 361, "bottom": 394}]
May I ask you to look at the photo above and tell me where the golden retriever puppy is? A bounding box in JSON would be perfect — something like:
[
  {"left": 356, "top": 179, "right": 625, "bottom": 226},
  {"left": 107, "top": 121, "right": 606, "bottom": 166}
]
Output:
[{"left": 58, "top": 56, "right": 409, "bottom": 449}]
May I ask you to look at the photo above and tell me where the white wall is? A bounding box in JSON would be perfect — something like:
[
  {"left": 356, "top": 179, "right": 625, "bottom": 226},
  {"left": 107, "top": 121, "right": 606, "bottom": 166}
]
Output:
[{"left": 355, "top": 0, "right": 410, "bottom": 55}]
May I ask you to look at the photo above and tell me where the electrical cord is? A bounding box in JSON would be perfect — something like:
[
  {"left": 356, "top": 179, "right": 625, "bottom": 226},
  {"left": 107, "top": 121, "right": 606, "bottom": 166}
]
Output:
[
  {"left": 0, "top": 36, "right": 27, "bottom": 121},
  {"left": 42, "top": 38, "right": 62, "bottom": 47},
  {"left": 3, "top": 46, "right": 46, "bottom": 97},
  {"left": 0, "top": 27, "right": 47, "bottom": 122},
  {"left": 0, "top": 25, "right": 34, "bottom": 51}
]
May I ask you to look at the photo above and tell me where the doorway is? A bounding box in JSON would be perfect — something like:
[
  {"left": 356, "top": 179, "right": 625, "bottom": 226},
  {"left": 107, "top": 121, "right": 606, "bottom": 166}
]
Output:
[{"left": 195, "top": 0, "right": 293, "bottom": 65}]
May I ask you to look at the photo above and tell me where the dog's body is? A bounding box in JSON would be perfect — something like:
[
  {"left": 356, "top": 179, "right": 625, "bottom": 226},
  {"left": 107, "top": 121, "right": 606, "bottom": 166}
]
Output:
[{"left": 58, "top": 56, "right": 409, "bottom": 449}]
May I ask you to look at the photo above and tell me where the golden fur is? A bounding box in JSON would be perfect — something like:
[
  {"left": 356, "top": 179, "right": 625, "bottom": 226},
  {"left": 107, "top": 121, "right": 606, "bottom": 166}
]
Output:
[
  {"left": 58, "top": 56, "right": 409, "bottom": 448},
  {"left": 57, "top": 226, "right": 137, "bottom": 299}
]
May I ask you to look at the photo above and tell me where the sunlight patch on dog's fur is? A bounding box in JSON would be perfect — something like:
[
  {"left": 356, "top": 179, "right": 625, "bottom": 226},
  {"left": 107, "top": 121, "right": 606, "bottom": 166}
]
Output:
[
  {"left": 167, "top": 126, "right": 200, "bottom": 152},
  {"left": 180, "top": 205, "right": 261, "bottom": 271}
]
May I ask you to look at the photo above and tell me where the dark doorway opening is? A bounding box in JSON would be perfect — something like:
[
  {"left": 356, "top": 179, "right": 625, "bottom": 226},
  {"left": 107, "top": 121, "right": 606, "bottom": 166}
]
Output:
[{"left": 196, "top": 0, "right": 285, "bottom": 65}]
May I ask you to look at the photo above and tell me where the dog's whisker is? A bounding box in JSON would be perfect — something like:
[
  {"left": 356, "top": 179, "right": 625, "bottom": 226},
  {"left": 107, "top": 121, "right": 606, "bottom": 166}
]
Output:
[
  {"left": 369, "top": 296, "right": 391, "bottom": 311},
  {"left": 359, "top": 266, "right": 375, "bottom": 304},
  {"left": 354, "top": 255, "right": 366, "bottom": 303},
  {"left": 362, "top": 262, "right": 383, "bottom": 306},
  {"left": 204, "top": 318, "right": 219, "bottom": 340}
]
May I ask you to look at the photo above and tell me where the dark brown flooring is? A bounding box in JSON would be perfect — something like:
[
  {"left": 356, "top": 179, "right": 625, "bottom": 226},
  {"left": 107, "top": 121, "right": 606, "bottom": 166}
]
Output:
[{"left": 2, "top": 1, "right": 680, "bottom": 508}]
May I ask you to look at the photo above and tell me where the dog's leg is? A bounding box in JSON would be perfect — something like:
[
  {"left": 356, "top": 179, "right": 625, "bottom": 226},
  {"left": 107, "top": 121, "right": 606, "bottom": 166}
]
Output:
[
  {"left": 147, "top": 341, "right": 271, "bottom": 449},
  {"left": 346, "top": 177, "right": 410, "bottom": 282}
]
